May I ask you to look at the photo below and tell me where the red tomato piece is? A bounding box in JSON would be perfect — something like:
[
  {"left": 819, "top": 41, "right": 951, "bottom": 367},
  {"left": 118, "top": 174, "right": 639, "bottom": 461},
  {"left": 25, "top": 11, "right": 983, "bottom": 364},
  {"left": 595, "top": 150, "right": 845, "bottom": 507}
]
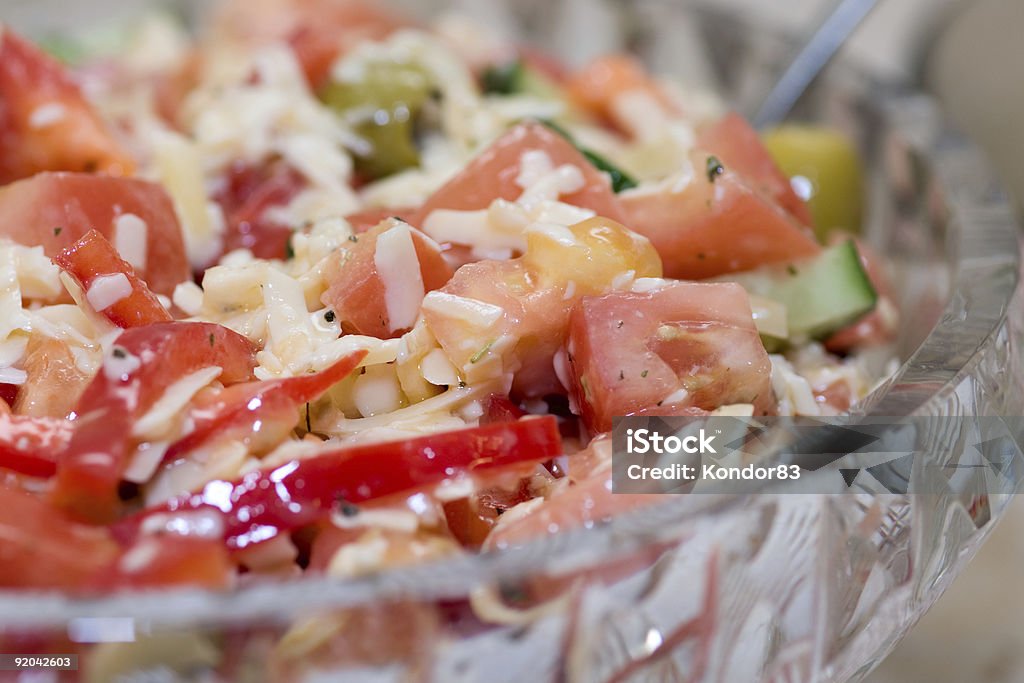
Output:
[
  {"left": 162, "top": 349, "right": 367, "bottom": 464},
  {"left": 287, "top": 2, "right": 413, "bottom": 89},
  {"left": 0, "top": 30, "right": 135, "bottom": 184},
  {"left": 0, "top": 485, "right": 119, "bottom": 589},
  {"left": 321, "top": 220, "right": 453, "bottom": 338},
  {"left": 14, "top": 334, "right": 90, "bottom": 418},
  {"left": 215, "top": 161, "right": 307, "bottom": 261},
  {"left": 410, "top": 122, "right": 625, "bottom": 226},
  {"left": 212, "top": 0, "right": 411, "bottom": 90},
  {"left": 117, "top": 416, "right": 563, "bottom": 550},
  {"left": 565, "top": 55, "right": 682, "bottom": 136},
  {"left": 54, "top": 229, "right": 172, "bottom": 328},
  {"left": 344, "top": 206, "right": 417, "bottom": 234},
  {"left": 697, "top": 113, "right": 814, "bottom": 226},
  {"left": 566, "top": 282, "right": 775, "bottom": 433},
  {"left": 52, "top": 322, "right": 258, "bottom": 522},
  {"left": 484, "top": 436, "right": 658, "bottom": 550},
  {"left": 619, "top": 151, "right": 821, "bottom": 279},
  {"left": 93, "top": 536, "right": 232, "bottom": 591},
  {"left": 0, "top": 414, "right": 71, "bottom": 478},
  {"left": 0, "top": 172, "right": 189, "bottom": 295},
  {"left": 479, "top": 395, "right": 527, "bottom": 425},
  {"left": 0, "top": 383, "right": 16, "bottom": 408}
]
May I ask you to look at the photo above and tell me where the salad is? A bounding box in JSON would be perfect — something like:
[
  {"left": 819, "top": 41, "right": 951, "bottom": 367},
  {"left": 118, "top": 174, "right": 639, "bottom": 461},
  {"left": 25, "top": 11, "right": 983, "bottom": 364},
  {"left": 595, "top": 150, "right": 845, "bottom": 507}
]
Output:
[{"left": 0, "top": 0, "right": 895, "bottom": 600}]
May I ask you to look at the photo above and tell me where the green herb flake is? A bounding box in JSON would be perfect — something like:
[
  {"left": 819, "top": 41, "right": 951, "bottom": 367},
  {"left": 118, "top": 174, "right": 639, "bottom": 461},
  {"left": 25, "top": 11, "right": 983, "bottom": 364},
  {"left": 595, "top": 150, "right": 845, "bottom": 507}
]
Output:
[
  {"left": 540, "top": 120, "right": 638, "bottom": 193},
  {"left": 706, "top": 156, "right": 725, "bottom": 183},
  {"left": 208, "top": 333, "right": 215, "bottom": 347},
  {"left": 469, "top": 339, "right": 496, "bottom": 364},
  {"left": 53, "top": 226, "right": 63, "bottom": 237},
  {"left": 284, "top": 234, "right": 296, "bottom": 260},
  {"left": 787, "top": 264, "right": 799, "bottom": 276},
  {"left": 111, "top": 347, "right": 127, "bottom": 359},
  {"left": 348, "top": 235, "right": 359, "bottom": 243},
  {"left": 641, "top": 370, "right": 649, "bottom": 378}
]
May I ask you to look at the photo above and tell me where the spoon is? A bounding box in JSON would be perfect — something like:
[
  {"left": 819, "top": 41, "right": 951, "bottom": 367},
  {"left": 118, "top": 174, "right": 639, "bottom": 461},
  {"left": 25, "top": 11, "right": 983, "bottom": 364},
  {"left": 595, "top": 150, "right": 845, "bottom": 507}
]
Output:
[{"left": 753, "top": 0, "right": 882, "bottom": 128}]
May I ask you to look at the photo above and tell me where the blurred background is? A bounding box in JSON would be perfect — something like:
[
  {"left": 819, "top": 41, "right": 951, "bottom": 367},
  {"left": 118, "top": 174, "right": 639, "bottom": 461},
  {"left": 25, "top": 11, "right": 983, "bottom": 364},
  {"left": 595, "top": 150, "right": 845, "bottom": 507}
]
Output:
[{"left": 765, "top": 1, "right": 1024, "bottom": 681}]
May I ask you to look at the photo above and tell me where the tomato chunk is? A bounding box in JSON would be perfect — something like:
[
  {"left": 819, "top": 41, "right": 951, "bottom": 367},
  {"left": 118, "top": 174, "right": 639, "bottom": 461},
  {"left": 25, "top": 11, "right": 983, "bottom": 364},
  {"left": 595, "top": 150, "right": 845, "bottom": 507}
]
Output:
[
  {"left": 0, "top": 485, "right": 119, "bottom": 589},
  {"left": 214, "top": 161, "right": 306, "bottom": 261},
  {"left": 0, "top": 30, "right": 135, "bottom": 184},
  {"left": 0, "top": 414, "right": 70, "bottom": 478},
  {"left": 53, "top": 322, "right": 258, "bottom": 522},
  {"left": 0, "top": 173, "right": 189, "bottom": 295},
  {"left": 422, "top": 216, "right": 661, "bottom": 398},
  {"left": 321, "top": 219, "right": 452, "bottom": 338},
  {"left": 0, "top": 484, "right": 230, "bottom": 591},
  {"left": 566, "top": 282, "right": 775, "bottom": 432},
  {"left": 94, "top": 536, "right": 232, "bottom": 591},
  {"left": 697, "top": 113, "right": 814, "bottom": 226},
  {"left": 117, "top": 416, "right": 563, "bottom": 550},
  {"left": 55, "top": 230, "right": 172, "bottom": 328},
  {"left": 213, "top": 0, "right": 412, "bottom": 89},
  {"left": 14, "top": 334, "right": 90, "bottom": 418},
  {"left": 566, "top": 55, "right": 682, "bottom": 136},
  {"left": 619, "top": 151, "right": 820, "bottom": 279},
  {"left": 163, "top": 350, "right": 367, "bottom": 464},
  {"left": 410, "top": 122, "right": 625, "bottom": 226},
  {"left": 345, "top": 206, "right": 417, "bottom": 234}
]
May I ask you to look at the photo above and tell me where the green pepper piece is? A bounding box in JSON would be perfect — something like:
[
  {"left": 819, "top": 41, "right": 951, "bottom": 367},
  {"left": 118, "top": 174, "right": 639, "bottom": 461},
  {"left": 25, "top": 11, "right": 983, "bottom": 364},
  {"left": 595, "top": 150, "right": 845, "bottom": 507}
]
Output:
[{"left": 321, "top": 62, "right": 433, "bottom": 179}]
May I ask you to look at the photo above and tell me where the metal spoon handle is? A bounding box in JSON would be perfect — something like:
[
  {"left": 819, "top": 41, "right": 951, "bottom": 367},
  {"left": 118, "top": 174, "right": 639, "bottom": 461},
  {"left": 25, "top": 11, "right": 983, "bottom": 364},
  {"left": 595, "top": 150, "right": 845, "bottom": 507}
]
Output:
[{"left": 754, "top": 0, "right": 882, "bottom": 128}]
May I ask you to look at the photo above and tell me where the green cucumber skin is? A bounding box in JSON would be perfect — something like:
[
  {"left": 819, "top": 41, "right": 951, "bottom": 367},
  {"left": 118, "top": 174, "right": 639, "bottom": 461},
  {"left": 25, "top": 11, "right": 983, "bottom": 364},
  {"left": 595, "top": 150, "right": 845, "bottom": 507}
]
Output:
[{"left": 727, "top": 240, "right": 877, "bottom": 341}]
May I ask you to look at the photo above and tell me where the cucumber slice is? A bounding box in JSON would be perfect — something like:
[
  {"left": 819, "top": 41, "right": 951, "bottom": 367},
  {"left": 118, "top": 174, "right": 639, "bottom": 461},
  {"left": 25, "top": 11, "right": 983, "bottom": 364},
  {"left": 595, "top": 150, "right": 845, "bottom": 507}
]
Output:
[{"left": 725, "top": 240, "right": 877, "bottom": 341}]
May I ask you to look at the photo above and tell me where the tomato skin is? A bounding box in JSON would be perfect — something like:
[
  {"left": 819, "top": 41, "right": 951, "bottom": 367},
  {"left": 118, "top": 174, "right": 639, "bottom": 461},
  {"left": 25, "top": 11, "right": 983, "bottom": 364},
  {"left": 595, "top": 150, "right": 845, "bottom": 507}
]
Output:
[
  {"left": 162, "top": 350, "right": 367, "bottom": 464},
  {"left": 480, "top": 395, "right": 527, "bottom": 425},
  {"left": 215, "top": 161, "right": 306, "bottom": 261},
  {"left": 565, "top": 55, "right": 681, "bottom": 136},
  {"left": 93, "top": 536, "right": 232, "bottom": 591},
  {"left": 321, "top": 220, "right": 453, "bottom": 338},
  {"left": 344, "top": 206, "right": 417, "bottom": 234},
  {"left": 212, "top": 0, "right": 411, "bottom": 89},
  {"left": 0, "top": 414, "right": 70, "bottom": 478},
  {"left": 484, "top": 436, "right": 658, "bottom": 550},
  {"left": 52, "top": 322, "right": 258, "bottom": 523},
  {"left": 0, "top": 485, "right": 119, "bottom": 589},
  {"left": 0, "top": 30, "right": 135, "bottom": 184},
  {"left": 0, "top": 172, "right": 189, "bottom": 295},
  {"left": 14, "top": 334, "right": 90, "bottom": 418},
  {"left": 619, "top": 152, "right": 821, "bottom": 279},
  {"left": 566, "top": 282, "right": 775, "bottom": 433},
  {"left": 117, "top": 416, "right": 563, "bottom": 550},
  {"left": 697, "top": 113, "right": 814, "bottom": 226},
  {"left": 410, "top": 122, "right": 625, "bottom": 226},
  {"left": 55, "top": 230, "right": 172, "bottom": 328}
]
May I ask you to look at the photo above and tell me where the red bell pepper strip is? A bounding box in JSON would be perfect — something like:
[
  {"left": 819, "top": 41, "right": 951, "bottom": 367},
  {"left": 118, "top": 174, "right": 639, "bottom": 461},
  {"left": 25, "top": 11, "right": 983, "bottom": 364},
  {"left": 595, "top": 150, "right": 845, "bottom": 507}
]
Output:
[
  {"left": 54, "top": 229, "right": 172, "bottom": 328},
  {"left": 116, "top": 415, "right": 563, "bottom": 550},
  {"left": 52, "top": 322, "right": 258, "bottom": 523},
  {"left": 0, "top": 414, "right": 71, "bottom": 478},
  {"left": 161, "top": 350, "right": 368, "bottom": 464}
]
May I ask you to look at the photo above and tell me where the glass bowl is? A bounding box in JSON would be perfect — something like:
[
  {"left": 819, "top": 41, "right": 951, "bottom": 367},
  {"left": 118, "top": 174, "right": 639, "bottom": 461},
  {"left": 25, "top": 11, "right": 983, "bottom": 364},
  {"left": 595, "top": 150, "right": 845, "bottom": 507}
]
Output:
[{"left": 1, "top": 1, "right": 1021, "bottom": 681}]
